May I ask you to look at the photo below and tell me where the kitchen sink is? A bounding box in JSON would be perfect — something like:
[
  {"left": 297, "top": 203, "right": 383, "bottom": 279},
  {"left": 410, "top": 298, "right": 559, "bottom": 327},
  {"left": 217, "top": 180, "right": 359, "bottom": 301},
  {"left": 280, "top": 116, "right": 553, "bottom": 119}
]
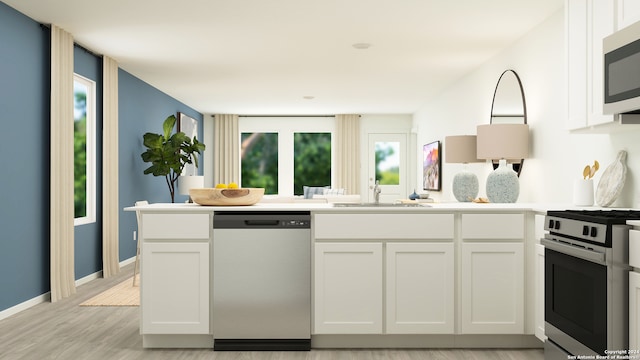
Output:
[{"left": 332, "top": 202, "right": 427, "bottom": 208}]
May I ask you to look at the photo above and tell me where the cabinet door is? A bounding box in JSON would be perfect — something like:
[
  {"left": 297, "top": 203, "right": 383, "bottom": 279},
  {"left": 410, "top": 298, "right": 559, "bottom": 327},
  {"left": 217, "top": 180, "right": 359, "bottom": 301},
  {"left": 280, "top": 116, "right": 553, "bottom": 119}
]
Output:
[
  {"left": 141, "top": 241, "right": 210, "bottom": 334},
  {"left": 314, "top": 242, "right": 383, "bottom": 334},
  {"left": 566, "top": 0, "right": 588, "bottom": 130},
  {"left": 617, "top": 0, "right": 640, "bottom": 30},
  {"left": 461, "top": 242, "right": 524, "bottom": 334},
  {"left": 587, "top": 0, "right": 615, "bottom": 127},
  {"left": 386, "top": 243, "right": 454, "bottom": 334},
  {"left": 631, "top": 271, "right": 640, "bottom": 351},
  {"left": 535, "top": 243, "right": 546, "bottom": 341}
]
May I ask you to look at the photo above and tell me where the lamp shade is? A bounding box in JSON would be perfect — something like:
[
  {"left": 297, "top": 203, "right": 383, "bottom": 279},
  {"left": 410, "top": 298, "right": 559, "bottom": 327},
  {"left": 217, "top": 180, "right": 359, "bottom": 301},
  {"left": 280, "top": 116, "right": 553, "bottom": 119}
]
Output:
[
  {"left": 476, "top": 124, "right": 529, "bottom": 161},
  {"left": 178, "top": 175, "right": 204, "bottom": 195},
  {"left": 445, "top": 135, "right": 481, "bottom": 163}
]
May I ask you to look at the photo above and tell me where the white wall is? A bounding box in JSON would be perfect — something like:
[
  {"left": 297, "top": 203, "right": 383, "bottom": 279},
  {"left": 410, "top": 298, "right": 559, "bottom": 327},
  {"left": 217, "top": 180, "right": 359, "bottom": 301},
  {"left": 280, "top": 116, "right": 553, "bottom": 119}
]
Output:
[{"left": 414, "top": 8, "right": 640, "bottom": 207}]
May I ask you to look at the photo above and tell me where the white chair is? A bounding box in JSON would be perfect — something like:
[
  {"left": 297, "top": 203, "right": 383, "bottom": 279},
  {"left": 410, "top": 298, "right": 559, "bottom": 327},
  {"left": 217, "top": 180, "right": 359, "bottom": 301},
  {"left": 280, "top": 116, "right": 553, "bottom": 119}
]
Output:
[{"left": 133, "top": 200, "right": 148, "bottom": 286}]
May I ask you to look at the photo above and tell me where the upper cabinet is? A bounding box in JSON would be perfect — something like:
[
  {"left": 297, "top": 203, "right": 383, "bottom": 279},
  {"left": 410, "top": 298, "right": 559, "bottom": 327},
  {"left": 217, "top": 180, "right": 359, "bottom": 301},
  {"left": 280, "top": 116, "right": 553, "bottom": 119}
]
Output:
[
  {"left": 566, "top": 0, "right": 614, "bottom": 131},
  {"left": 567, "top": 0, "right": 640, "bottom": 132},
  {"left": 618, "top": 0, "right": 640, "bottom": 30}
]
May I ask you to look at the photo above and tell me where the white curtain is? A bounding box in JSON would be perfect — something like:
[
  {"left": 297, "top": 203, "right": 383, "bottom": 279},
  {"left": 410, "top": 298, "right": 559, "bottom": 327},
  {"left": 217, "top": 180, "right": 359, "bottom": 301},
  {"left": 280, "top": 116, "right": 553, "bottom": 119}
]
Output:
[
  {"left": 213, "top": 114, "right": 239, "bottom": 184},
  {"left": 102, "top": 56, "right": 119, "bottom": 278},
  {"left": 335, "top": 114, "right": 361, "bottom": 195},
  {"left": 50, "top": 25, "right": 76, "bottom": 302}
]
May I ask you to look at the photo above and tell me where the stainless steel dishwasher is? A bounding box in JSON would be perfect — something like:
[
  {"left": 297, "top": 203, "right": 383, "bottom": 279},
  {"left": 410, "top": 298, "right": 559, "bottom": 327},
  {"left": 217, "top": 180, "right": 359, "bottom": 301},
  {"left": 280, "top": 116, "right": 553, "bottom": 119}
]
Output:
[{"left": 212, "top": 211, "right": 311, "bottom": 351}]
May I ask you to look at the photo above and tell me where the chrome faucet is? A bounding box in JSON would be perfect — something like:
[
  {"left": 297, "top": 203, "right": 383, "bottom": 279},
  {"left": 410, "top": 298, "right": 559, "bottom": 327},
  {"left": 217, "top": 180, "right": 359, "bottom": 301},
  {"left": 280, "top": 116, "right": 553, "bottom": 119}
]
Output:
[{"left": 372, "top": 180, "right": 381, "bottom": 204}]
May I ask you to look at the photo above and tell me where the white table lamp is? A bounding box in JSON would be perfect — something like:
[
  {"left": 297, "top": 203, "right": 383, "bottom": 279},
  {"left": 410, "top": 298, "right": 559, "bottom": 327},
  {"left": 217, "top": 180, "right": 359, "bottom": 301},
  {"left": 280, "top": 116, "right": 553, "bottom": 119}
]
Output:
[
  {"left": 445, "top": 135, "right": 482, "bottom": 202},
  {"left": 178, "top": 175, "right": 205, "bottom": 203},
  {"left": 476, "top": 124, "right": 529, "bottom": 203}
]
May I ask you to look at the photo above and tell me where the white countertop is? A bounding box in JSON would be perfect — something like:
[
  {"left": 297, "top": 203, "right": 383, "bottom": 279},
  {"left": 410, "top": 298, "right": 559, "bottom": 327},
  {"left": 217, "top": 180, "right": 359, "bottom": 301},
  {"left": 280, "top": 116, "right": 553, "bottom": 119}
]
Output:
[{"left": 124, "top": 201, "right": 583, "bottom": 213}]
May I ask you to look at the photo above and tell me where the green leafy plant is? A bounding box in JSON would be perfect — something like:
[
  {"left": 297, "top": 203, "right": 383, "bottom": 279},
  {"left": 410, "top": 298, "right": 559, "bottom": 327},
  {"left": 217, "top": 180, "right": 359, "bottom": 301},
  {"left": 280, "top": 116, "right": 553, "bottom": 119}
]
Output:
[{"left": 141, "top": 114, "right": 206, "bottom": 202}]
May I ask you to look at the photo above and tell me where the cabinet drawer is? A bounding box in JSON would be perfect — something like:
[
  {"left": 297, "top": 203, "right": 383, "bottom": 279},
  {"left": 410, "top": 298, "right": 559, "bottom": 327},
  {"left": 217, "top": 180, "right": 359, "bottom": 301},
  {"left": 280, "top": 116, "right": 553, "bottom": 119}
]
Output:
[
  {"left": 142, "top": 213, "right": 210, "bottom": 239},
  {"left": 631, "top": 229, "right": 640, "bottom": 268},
  {"left": 461, "top": 213, "right": 524, "bottom": 239},
  {"left": 314, "top": 213, "right": 454, "bottom": 239}
]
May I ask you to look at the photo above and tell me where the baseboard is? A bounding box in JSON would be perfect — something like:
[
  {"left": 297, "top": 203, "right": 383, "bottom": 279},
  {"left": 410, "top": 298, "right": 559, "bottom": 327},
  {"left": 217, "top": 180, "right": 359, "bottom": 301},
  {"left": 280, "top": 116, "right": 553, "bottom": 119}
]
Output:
[
  {"left": 0, "top": 255, "right": 138, "bottom": 321},
  {"left": 0, "top": 292, "right": 50, "bottom": 321}
]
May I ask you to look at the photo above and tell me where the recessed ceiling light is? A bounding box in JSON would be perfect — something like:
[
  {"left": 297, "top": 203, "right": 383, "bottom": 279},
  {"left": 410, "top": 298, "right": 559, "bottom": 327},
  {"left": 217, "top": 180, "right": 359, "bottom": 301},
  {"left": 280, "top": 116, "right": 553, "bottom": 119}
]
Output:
[
  {"left": 303, "top": 96, "right": 315, "bottom": 100},
  {"left": 352, "top": 43, "right": 372, "bottom": 50}
]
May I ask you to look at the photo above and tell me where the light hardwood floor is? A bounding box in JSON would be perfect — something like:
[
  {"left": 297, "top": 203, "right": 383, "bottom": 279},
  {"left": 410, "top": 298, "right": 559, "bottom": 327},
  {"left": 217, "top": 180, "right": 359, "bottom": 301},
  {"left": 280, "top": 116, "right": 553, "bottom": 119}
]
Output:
[{"left": 0, "top": 263, "right": 544, "bottom": 360}]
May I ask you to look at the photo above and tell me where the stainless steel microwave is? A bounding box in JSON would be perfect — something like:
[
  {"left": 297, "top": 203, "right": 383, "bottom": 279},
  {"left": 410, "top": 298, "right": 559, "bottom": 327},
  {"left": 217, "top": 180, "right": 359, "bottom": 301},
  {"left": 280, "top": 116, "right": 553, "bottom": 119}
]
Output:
[{"left": 604, "top": 20, "right": 640, "bottom": 114}]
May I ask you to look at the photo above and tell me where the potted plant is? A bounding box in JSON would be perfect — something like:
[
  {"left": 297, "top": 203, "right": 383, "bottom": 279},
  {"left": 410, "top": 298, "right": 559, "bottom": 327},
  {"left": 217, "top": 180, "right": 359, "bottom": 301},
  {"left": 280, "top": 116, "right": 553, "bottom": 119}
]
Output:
[{"left": 141, "top": 114, "right": 206, "bottom": 203}]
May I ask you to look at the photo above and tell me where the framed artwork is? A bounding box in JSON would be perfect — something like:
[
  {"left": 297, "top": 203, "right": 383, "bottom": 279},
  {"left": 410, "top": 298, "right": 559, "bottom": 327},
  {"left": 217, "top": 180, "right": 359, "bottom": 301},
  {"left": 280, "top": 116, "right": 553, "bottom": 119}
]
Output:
[
  {"left": 422, "top": 140, "right": 441, "bottom": 191},
  {"left": 177, "top": 112, "right": 198, "bottom": 176}
]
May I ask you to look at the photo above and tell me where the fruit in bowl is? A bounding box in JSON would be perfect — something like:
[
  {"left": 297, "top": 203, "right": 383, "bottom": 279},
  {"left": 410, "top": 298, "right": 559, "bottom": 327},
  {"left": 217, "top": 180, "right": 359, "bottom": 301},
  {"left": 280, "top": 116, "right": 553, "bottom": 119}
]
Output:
[{"left": 189, "top": 187, "right": 265, "bottom": 206}]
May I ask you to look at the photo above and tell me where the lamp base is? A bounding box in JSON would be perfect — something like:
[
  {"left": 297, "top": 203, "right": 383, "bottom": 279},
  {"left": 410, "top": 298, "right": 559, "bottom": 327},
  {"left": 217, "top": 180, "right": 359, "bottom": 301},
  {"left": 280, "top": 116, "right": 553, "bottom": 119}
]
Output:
[
  {"left": 486, "top": 159, "right": 519, "bottom": 203},
  {"left": 452, "top": 171, "right": 479, "bottom": 202}
]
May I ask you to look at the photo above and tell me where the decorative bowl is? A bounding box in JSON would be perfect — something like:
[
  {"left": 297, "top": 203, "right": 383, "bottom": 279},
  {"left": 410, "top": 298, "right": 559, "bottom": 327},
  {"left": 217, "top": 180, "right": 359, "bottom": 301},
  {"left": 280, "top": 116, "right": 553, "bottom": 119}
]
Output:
[{"left": 189, "top": 188, "right": 265, "bottom": 206}]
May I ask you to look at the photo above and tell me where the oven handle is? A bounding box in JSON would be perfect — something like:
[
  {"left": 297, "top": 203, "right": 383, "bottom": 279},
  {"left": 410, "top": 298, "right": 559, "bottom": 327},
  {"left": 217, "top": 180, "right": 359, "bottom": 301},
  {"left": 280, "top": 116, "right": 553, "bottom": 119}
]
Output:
[{"left": 541, "top": 238, "right": 605, "bottom": 265}]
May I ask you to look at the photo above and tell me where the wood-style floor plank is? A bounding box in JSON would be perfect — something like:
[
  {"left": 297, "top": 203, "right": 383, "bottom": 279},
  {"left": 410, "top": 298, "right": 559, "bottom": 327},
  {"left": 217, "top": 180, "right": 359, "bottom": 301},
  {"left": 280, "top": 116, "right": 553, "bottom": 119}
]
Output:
[{"left": 0, "top": 264, "right": 543, "bottom": 359}]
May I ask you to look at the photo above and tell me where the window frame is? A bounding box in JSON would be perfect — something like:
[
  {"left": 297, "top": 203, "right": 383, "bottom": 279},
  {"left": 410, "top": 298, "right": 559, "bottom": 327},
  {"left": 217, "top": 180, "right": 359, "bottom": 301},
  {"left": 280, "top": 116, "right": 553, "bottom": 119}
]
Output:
[
  {"left": 238, "top": 116, "right": 335, "bottom": 196},
  {"left": 73, "top": 73, "right": 97, "bottom": 226}
]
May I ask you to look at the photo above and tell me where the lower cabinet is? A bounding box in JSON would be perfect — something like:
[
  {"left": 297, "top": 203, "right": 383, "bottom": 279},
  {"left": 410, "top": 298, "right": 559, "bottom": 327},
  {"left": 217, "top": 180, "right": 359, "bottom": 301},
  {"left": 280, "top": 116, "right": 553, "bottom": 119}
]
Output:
[
  {"left": 386, "top": 243, "right": 454, "bottom": 334},
  {"left": 631, "top": 271, "right": 640, "bottom": 350},
  {"left": 314, "top": 242, "right": 383, "bottom": 334},
  {"left": 461, "top": 242, "right": 524, "bottom": 334},
  {"left": 141, "top": 241, "right": 210, "bottom": 334},
  {"left": 313, "top": 242, "right": 454, "bottom": 334},
  {"left": 534, "top": 243, "right": 546, "bottom": 341}
]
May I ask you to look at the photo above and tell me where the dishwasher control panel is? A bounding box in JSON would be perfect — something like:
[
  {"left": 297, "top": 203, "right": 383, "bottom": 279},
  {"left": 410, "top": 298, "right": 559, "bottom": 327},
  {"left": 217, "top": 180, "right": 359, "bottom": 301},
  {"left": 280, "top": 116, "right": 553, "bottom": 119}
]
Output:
[
  {"left": 213, "top": 211, "right": 311, "bottom": 229},
  {"left": 281, "top": 219, "right": 310, "bottom": 228}
]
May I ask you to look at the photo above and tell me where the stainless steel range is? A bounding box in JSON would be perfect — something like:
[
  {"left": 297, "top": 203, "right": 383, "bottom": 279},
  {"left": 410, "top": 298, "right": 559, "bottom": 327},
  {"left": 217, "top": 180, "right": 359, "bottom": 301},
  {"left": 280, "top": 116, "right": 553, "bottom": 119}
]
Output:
[{"left": 542, "top": 210, "right": 638, "bottom": 359}]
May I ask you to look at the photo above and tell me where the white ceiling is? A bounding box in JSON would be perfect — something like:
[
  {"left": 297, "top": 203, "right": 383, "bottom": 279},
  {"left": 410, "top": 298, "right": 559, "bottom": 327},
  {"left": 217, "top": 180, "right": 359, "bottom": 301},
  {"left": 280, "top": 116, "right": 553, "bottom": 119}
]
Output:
[{"left": 4, "top": 0, "right": 563, "bottom": 115}]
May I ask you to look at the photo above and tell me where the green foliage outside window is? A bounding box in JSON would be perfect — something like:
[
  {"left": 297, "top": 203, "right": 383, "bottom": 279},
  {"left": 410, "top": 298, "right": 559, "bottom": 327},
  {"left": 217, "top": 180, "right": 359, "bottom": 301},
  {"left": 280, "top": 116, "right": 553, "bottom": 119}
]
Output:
[
  {"left": 375, "top": 142, "right": 400, "bottom": 185},
  {"left": 294, "top": 133, "right": 331, "bottom": 195},
  {"left": 241, "top": 133, "right": 279, "bottom": 194},
  {"left": 74, "top": 85, "right": 87, "bottom": 218}
]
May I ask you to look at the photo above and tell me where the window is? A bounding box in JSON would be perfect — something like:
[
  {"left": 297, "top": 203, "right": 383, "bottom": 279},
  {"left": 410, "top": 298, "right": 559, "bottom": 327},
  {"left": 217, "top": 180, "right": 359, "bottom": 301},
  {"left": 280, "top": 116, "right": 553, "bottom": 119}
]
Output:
[
  {"left": 293, "top": 133, "right": 331, "bottom": 195},
  {"left": 241, "top": 132, "right": 279, "bottom": 194},
  {"left": 239, "top": 117, "right": 335, "bottom": 196},
  {"left": 73, "top": 74, "right": 96, "bottom": 225},
  {"left": 375, "top": 141, "right": 400, "bottom": 185}
]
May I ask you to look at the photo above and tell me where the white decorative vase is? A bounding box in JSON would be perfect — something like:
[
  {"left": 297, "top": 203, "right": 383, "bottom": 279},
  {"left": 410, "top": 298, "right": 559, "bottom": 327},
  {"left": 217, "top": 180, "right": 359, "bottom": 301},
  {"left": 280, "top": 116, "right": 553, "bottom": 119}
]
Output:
[
  {"left": 573, "top": 179, "right": 594, "bottom": 206},
  {"left": 452, "top": 170, "right": 479, "bottom": 202},
  {"left": 486, "top": 159, "right": 519, "bottom": 203}
]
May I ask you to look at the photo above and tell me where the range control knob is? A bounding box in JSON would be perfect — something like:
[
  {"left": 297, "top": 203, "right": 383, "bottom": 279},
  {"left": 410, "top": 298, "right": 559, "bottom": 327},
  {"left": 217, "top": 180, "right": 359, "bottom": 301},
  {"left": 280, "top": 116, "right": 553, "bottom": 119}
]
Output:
[
  {"left": 582, "top": 225, "right": 589, "bottom": 236},
  {"left": 590, "top": 227, "right": 597, "bottom": 237},
  {"left": 548, "top": 220, "right": 554, "bottom": 229},
  {"left": 554, "top": 220, "right": 560, "bottom": 230}
]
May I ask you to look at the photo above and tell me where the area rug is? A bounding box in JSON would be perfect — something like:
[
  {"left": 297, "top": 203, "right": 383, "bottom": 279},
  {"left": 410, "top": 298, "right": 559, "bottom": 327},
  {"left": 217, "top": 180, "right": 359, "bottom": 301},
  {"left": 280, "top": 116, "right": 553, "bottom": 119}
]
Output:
[{"left": 80, "top": 276, "right": 139, "bottom": 307}]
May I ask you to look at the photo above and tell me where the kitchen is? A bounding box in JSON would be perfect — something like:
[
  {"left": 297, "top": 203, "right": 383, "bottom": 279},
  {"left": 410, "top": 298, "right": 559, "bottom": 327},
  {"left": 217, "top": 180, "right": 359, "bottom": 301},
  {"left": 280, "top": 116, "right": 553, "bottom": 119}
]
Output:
[{"left": 2, "top": 0, "right": 640, "bottom": 359}]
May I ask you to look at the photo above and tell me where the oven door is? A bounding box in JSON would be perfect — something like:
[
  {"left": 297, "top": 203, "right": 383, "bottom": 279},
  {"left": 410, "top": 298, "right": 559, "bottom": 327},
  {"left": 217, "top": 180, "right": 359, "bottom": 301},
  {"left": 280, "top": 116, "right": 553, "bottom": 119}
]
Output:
[{"left": 544, "top": 246, "right": 607, "bottom": 355}]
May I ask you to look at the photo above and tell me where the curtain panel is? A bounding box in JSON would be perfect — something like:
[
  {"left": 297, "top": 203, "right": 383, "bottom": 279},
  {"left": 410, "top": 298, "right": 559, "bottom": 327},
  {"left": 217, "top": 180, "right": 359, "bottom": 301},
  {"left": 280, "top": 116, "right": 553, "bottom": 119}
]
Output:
[
  {"left": 102, "top": 56, "right": 119, "bottom": 278},
  {"left": 213, "top": 114, "right": 240, "bottom": 185},
  {"left": 50, "top": 25, "right": 76, "bottom": 302},
  {"left": 335, "top": 114, "right": 361, "bottom": 195}
]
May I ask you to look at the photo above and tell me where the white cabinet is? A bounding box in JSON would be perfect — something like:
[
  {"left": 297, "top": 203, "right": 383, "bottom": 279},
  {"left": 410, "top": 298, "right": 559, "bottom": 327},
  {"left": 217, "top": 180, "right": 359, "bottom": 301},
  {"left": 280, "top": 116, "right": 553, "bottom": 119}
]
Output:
[
  {"left": 461, "top": 242, "right": 524, "bottom": 334},
  {"left": 566, "top": 0, "right": 615, "bottom": 131},
  {"left": 617, "top": 0, "right": 640, "bottom": 30},
  {"left": 141, "top": 241, "right": 210, "bottom": 334},
  {"left": 314, "top": 242, "right": 383, "bottom": 334},
  {"left": 631, "top": 271, "right": 640, "bottom": 350},
  {"left": 386, "top": 243, "right": 454, "bottom": 334},
  {"left": 534, "top": 243, "right": 546, "bottom": 341},
  {"left": 140, "top": 212, "right": 211, "bottom": 335}
]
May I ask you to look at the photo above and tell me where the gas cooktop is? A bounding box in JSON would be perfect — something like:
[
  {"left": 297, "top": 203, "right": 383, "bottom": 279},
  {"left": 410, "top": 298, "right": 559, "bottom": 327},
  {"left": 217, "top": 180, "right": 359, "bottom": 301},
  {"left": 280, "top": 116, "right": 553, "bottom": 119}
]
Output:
[{"left": 547, "top": 209, "right": 640, "bottom": 225}]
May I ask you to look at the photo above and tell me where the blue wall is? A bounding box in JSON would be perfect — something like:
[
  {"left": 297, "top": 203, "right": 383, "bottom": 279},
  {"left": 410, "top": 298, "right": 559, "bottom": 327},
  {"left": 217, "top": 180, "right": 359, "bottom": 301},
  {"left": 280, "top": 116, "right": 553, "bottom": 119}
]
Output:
[
  {"left": 0, "top": 2, "right": 50, "bottom": 312},
  {"left": 118, "top": 70, "right": 203, "bottom": 261},
  {"left": 0, "top": 1, "right": 204, "bottom": 313}
]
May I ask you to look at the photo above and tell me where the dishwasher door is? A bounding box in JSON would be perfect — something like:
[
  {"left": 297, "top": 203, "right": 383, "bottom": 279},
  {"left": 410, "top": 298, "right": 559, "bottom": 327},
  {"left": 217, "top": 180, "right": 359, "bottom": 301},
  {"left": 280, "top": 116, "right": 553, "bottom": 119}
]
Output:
[{"left": 212, "top": 211, "right": 311, "bottom": 351}]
